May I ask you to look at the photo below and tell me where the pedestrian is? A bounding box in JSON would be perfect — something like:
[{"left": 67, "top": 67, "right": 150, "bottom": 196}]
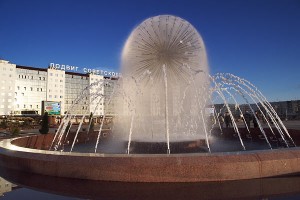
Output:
[
  {"left": 253, "top": 111, "right": 259, "bottom": 128},
  {"left": 244, "top": 111, "right": 252, "bottom": 128},
  {"left": 218, "top": 114, "right": 224, "bottom": 128},
  {"left": 224, "top": 112, "right": 231, "bottom": 128}
]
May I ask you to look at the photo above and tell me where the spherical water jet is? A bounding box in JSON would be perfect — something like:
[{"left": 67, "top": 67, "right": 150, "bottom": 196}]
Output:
[{"left": 115, "top": 15, "right": 210, "bottom": 153}]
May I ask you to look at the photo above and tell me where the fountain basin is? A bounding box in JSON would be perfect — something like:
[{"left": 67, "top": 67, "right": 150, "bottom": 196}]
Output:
[{"left": 1, "top": 135, "right": 300, "bottom": 182}]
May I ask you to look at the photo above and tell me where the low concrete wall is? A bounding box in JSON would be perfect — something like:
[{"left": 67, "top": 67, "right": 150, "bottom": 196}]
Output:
[{"left": 1, "top": 135, "right": 300, "bottom": 182}]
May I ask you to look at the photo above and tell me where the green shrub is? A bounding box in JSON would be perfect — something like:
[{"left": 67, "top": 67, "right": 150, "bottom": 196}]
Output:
[
  {"left": 11, "top": 126, "right": 20, "bottom": 136},
  {"left": 0, "top": 121, "right": 8, "bottom": 129}
]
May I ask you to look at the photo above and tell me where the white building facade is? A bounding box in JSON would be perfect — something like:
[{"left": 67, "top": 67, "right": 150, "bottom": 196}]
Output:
[
  {"left": 89, "top": 74, "right": 105, "bottom": 116},
  {"left": 0, "top": 60, "right": 16, "bottom": 115},
  {"left": 14, "top": 66, "right": 47, "bottom": 115},
  {"left": 0, "top": 59, "right": 116, "bottom": 116},
  {"left": 46, "top": 68, "right": 65, "bottom": 113}
]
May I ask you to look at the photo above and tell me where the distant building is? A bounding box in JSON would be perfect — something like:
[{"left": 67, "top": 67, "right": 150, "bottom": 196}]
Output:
[
  {"left": 14, "top": 65, "right": 47, "bottom": 115},
  {"left": 0, "top": 59, "right": 118, "bottom": 117},
  {"left": 214, "top": 100, "right": 300, "bottom": 120},
  {"left": 0, "top": 60, "right": 16, "bottom": 115},
  {"left": 270, "top": 100, "right": 300, "bottom": 120}
]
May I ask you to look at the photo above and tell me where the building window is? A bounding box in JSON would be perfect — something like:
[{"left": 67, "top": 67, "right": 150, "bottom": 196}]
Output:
[
  {"left": 23, "top": 105, "right": 26, "bottom": 108},
  {"left": 37, "top": 88, "right": 39, "bottom": 91},
  {"left": 17, "top": 86, "right": 20, "bottom": 90},
  {"left": 37, "top": 105, "right": 39, "bottom": 109},
  {"left": 43, "top": 77, "right": 45, "bottom": 81},
  {"left": 49, "top": 95, "right": 52, "bottom": 98},
  {"left": 30, "top": 87, "right": 33, "bottom": 91},
  {"left": 41, "top": 88, "right": 43, "bottom": 92},
  {"left": 39, "top": 77, "right": 41, "bottom": 80},
  {"left": 24, "top": 87, "right": 26, "bottom": 91}
]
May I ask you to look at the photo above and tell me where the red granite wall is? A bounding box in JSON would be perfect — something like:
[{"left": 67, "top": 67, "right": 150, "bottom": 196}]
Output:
[
  {"left": 10, "top": 130, "right": 107, "bottom": 150},
  {"left": 3, "top": 129, "right": 300, "bottom": 182},
  {"left": 1, "top": 136, "right": 300, "bottom": 182},
  {"left": 11, "top": 134, "right": 55, "bottom": 150}
]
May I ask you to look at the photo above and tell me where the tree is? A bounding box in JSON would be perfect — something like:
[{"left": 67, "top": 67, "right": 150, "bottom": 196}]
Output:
[
  {"left": 0, "top": 121, "right": 8, "bottom": 129},
  {"left": 39, "top": 112, "right": 49, "bottom": 134},
  {"left": 10, "top": 125, "right": 20, "bottom": 136}
]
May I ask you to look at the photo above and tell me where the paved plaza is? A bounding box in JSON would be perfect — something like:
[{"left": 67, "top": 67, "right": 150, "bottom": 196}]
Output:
[{"left": 0, "top": 120, "right": 299, "bottom": 140}]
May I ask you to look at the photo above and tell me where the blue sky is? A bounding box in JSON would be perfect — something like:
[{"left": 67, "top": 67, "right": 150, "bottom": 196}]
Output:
[{"left": 0, "top": 0, "right": 299, "bottom": 101}]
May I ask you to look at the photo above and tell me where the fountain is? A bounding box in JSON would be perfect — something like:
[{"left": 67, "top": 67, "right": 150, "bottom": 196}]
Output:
[
  {"left": 0, "top": 15, "right": 300, "bottom": 183},
  {"left": 115, "top": 15, "right": 209, "bottom": 154}
]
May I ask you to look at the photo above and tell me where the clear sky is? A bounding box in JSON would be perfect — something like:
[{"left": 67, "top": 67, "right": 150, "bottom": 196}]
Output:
[{"left": 0, "top": 0, "right": 299, "bottom": 101}]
